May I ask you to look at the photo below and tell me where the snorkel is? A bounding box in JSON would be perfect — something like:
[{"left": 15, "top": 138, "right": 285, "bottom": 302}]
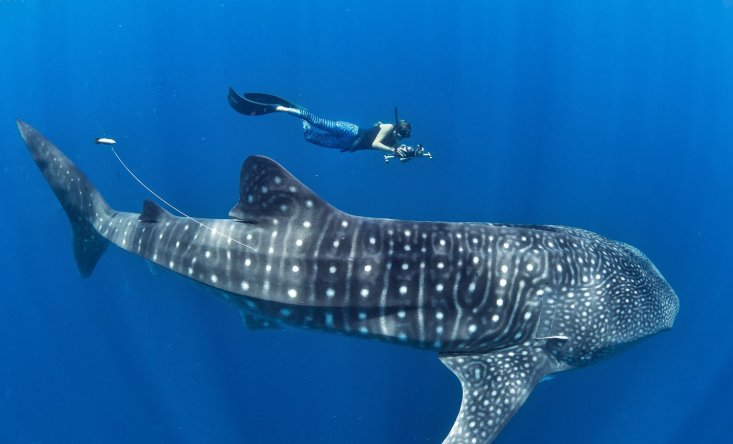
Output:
[{"left": 394, "top": 106, "right": 411, "bottom": 139}]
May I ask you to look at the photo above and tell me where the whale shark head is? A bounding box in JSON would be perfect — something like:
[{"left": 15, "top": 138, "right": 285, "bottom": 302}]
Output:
[
  {"left": 613, "top": 242, "right": 679, "bottom": 332},
  {"left": 544, "top": 237, "right": 679, "bottom": 367}
]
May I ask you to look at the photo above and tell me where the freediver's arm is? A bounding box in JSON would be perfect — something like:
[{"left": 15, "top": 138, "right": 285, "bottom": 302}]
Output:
[
  {"left": 371, "top": 123, "right": 409, "bottom": 156},
  {"left": 371, "top": 124, "right": 396, "bottom": 152}
]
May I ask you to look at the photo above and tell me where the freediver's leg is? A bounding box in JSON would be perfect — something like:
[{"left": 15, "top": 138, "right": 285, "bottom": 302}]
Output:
[
  {"left": 278, "top": 107, "right": 359, "bottom": 135},
  {"left": 301, "top": 121, "right": 334, "bottom": 147},
  {"left": 277, "top": 107, "right": 360, "bottom": 149},
  {"left": 301, "top": 120, "right": 361, "bottom": 149}
]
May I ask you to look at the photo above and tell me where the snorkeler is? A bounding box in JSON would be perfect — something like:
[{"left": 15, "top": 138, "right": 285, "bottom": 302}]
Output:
[{"left": 228, "top": 88, "right": 429, "bottom": 161}]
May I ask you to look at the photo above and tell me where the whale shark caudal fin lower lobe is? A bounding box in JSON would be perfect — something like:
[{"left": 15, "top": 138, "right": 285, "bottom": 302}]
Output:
[
  {"left": 17, "top": 120, "right": 113, "bottom": 278},
  {"left": 439, "top": 345, "right": 555, "bottom": 444}
]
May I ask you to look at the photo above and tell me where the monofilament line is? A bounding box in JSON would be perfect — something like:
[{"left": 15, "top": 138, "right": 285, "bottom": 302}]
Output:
[{"left": 109, "top": 146, "right": 256, "bottom": 252}]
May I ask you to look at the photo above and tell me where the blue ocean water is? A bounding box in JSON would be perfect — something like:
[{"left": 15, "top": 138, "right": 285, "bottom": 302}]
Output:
[{"left": 1, "top": 1, "right": 731, "bottom": 443}]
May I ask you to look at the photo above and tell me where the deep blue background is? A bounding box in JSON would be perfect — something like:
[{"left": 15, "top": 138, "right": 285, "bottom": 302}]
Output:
[{"left": 1, "top": 1, "right": 732, "bottom": 443}]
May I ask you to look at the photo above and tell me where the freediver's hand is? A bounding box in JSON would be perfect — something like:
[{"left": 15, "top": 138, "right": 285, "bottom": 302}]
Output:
[{"left": 394, "top": 144, "right": 411, "bottom": 158}]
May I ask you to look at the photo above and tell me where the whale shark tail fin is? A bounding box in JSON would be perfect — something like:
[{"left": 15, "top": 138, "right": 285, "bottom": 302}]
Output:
[
  {"left": 17, "top": 120, "right": 112, "bottom": 278},
  {"left": 439, "top": 346, "right": 556, "bottom": 444}
]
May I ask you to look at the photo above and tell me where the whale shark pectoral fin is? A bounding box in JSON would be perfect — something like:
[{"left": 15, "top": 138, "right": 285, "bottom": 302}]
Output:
[
  {"left": 228, "top": 155, "right": 341, "bottom": 224},
  {"left": 439, "top": 346, "right": 555, "bottom": 444}
]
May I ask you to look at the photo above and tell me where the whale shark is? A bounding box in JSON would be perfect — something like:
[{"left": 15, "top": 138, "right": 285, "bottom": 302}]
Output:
[{"left": 17, "top": 120, "right": 679, "bottom": 444}]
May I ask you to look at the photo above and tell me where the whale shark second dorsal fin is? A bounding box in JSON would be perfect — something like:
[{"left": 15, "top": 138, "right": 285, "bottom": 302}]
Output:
[
  {"left": 229, "top": 155, "right": 338, "bottom": 224},
  {"left": 139, "top": 199, "right": 174, "bottom": 223}
]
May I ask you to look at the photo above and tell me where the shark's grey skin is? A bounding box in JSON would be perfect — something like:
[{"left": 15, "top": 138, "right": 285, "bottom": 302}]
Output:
[{"left": 18, "top": 120, "right": 679, "bottom": 444}]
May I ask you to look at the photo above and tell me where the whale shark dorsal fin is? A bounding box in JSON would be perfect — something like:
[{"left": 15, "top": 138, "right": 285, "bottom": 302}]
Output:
[
  {"left": 139, "top": 199, "right": 174, "bottom": 223},
  {"left": 229, "top": 155, "right": 338, "bottom": 223},
  {"left": 439, "top": 346, "right": 555, "bottom": 444}
]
